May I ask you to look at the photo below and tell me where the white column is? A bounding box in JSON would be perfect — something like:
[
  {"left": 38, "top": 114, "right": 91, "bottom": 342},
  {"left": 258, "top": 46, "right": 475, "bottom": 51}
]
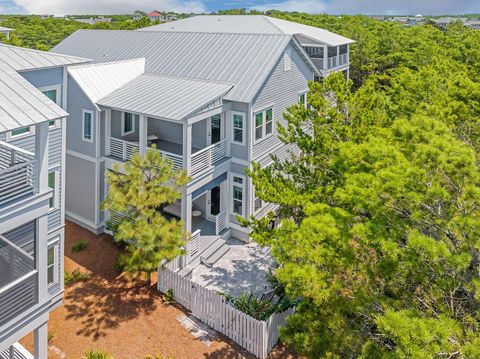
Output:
[
  {"left": 139, "top": 115, "right": 147, "bottom": 156},
  {"left": 347, "top": 44, "right": 350, "bottom": 64},
  {"left": 35, "top": 122, "right": 49, "bottom": 193},
  {"left": 323, "top": 45, "right": 328, "bottom": 70},
  {"left": 34, "top": 322, "right": 48, "bottom": 359},
  {"left": 105, "top": 109, "right": 112, "bottom": 156},
  {"left": 337, "top": 45, "right": 340, "bottom": 66},
  {"left": 182, "top": 123, "right": 192, "bottom": 175},
  {"left": 181, "top": 190, "right": 192, "bottom": 234}
]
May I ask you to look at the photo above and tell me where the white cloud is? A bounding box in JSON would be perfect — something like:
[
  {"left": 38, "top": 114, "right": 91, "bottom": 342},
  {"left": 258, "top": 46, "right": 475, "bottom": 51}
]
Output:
[{"left": 12, "top": 0, "right": 207, "bottom": 15}]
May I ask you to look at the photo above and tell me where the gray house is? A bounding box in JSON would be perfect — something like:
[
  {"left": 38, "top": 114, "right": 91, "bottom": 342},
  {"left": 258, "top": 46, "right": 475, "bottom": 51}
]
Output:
[
  {"left": 0, "top": 45, "right": 88, "bottom": 358},
  {"left": 52, "top": 15, "right": 353, "bottom": 245}
]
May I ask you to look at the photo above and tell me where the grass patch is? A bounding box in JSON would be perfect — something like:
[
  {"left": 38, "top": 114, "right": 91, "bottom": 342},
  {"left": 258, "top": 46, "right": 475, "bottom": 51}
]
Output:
[
  {"left": 162, "top": 288, "right": 175, "bottom": 305},
  {"left": 72, "top": 239, "right": 88, "bottom": 253},
  {"left": 64, "top": 268, "right": 91, "bottom": 286},
  {"left": 82, "top": 349, "right": 112, "bottom": 359}
]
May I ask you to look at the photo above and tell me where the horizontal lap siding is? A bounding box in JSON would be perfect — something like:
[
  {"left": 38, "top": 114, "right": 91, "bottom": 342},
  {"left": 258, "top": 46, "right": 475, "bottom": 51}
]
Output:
[{"left": 251, "top": 44, "right": 313, "bottom": 161}]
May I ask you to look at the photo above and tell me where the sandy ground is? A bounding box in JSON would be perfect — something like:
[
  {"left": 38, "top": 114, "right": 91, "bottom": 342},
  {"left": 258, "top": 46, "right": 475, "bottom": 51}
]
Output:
[{"left": 19, "top": 221, "right": 297, "bottom": 359}]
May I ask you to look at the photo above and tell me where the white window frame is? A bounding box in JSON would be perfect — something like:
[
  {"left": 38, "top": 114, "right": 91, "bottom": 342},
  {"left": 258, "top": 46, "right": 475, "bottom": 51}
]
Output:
[
  {"left": 253, "top": 106, "right": 274, "bottom": 144},
  {"left": 231, "top": 174, "right": 246, "bottom": 218},
  {"left": 254, "top": 187, "right": 264, "bottom": 214},
  {"left": 298, "top": 90, "right": 309, "bottom": 109},
  {"left": 48, "top": 167, "right": 60, "bottom": 211},
  {"left": 82, "top": 109, "right": 94, "bottom": 143},
  {"left": 6, "top": 126, "right": 35, "bottom": 142},
  {"left": 39, "top": 84, "right": 61, "bottom": 104},
  {"left": 231, "top": 111, "right": 246, "bottom": 146},
  {"left": 121, "top": 112, "right": 135, "bottom": 136},
  {"left": 47, "top": 238, "right": 60, "bottom": 287}
]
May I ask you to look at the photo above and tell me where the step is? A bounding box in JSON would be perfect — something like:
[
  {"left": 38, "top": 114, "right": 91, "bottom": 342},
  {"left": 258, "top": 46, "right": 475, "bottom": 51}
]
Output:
[
  {"left": 188, "top": 236, "right": 225, "bottom": 268},
  {"left": 202, "top": 244, "right": 230, "bottom": 267},
  {"left": 178, "top": 265, "right": 194, "bottom": 277}
]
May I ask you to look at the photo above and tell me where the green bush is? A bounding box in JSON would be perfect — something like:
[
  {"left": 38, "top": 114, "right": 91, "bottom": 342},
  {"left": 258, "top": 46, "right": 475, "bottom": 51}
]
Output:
[
  {"left": 162, "top": 288, "right": 175, "bottom": 305},
  {"left": 113, "top": 254, "right": 125, "bottom": 273},
  {"left": 64, "top": 269, "right": 91, "bottom": 286},
  {"left": 82, "top": 349, "right": 112, "bottom": 359},
  {"left": 71, "top": 239, "right": 88, "bottom": 253}
]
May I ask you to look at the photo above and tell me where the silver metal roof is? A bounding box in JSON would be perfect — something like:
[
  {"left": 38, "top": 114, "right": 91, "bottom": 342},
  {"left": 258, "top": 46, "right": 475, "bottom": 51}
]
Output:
[
  {"left": 97, "top": 74, "right": 233, "bottom": 121},
  {"left": 141, "top": 15, "right": 354, "bottom": 46},
  {"left": 0, "top": 44, "right": 90, "bottom": 72},
  {"left": 0, "top": 61, "right": 68, "bottom": 132},
  {"left": 52, "top": 30, "right": 292, "bottom": 103},
  {"left": 68, "top": 58, "right": 145, "bottom": 108}
]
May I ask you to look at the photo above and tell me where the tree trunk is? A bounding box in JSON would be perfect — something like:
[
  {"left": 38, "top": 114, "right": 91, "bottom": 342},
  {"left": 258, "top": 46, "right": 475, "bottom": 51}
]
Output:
[{"left": 146, "top": 271, "right": 152, "bottom": 287}]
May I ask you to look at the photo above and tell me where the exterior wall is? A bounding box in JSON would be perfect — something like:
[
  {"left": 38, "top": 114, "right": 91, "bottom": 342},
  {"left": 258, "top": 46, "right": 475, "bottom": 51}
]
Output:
[
  {"left": 20, "top": 67, "right": 64, "bottom": 107},
  {"left": 226, "top": 101, "right": 249, "bottom": 161}
]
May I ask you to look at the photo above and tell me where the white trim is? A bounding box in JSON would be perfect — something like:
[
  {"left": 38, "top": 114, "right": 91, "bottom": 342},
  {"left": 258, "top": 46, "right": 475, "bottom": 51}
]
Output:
[
  {"left": 38, "top": 84, "right": 61, "bottom": 104},
  {"left": 121, "top": 111, "right": 135, "bottom": 136},
  {"left": 48, "top": 167, "right": 60, "bottom": 211},
  {"left": 252, "top": 105, "right": 275, "bottom": 144},
  {"left": 231, "top": 111, "right": 246, "bottom": 146},
  {"left": 66, "top": 210, "right": 103, "bottom": 231},
  {"left": 66, "top": 149, "right": 104, "bottom": 163},
  {"left": 298, "top": 89, "right": 309, "bottom": 109},
  {"left": 230, "top": 173, "right": 246, "bottom": 218},
  {"left": 82, "top": 109, "right": 94, "bottom": 143},
  {"left": 284, "top": 47, "right": 292, "bottom": 71},
  {"left": 6, "top": 125, "right": 35, "bottom": 142},
  {"left": 47, "top": 237, "right": 60, "bottom": 288}
]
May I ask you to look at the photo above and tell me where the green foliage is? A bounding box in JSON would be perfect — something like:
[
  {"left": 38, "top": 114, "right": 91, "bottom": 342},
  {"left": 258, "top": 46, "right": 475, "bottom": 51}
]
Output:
[
  {"left": 71, "top": 239, "right": 88, "bottom": 253},
  {"left": 144, "top": 354, "right": 175, "bottom": 359},
  {"left": 101, "top": 146, "right": 190, "bottom": 285},
  {"left": 247, "top": 15, "right": 480, "bottom": 358},
  {"left": 48, "top": 330, "right": 55, "bottom": 343},
  {"left": 225, "top": 292, "right": 293, "bottom": 321},
  {"left": 162, "top": 288, "right": 175, "bottom": 305},
  {"left": 64, "top": 268, "right": 91, "bottom": 286},
  {"left": 82, "top": 349, "right": 112, "bottom": 359},
  {"left": 113, "top": 254, "right": 125, "bottom": 273}
]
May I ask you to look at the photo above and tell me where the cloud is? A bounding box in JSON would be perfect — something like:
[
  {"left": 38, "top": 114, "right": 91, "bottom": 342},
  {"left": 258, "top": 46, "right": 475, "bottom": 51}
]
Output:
[
  {"left": 11, "top": 0, "right": 207, "bottom": 15},
  {"left": 252, "top": 0, "right": 480, "bottom": 15}
]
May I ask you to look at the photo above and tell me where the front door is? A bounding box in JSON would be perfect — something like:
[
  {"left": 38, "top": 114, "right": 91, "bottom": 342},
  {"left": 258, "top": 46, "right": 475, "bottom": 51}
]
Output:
[
  {"left": 208, "top": 115, "right": 222, "bottom": 145},
  {"left": 207, "top": 185, "right": 221, "bottom": 219}
]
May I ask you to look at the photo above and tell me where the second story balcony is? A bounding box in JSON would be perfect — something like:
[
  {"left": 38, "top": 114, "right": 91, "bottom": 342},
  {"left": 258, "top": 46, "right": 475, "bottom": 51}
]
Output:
[
  {"left": 0, "top": 141, "right": 37, "bottom": 207},
  {"left": 303, "top": 44, "right": 350, "bottom": 71}
]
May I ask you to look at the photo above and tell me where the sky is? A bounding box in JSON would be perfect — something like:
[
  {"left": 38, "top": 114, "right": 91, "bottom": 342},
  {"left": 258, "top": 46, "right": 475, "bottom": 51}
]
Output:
[{"left": 0, "top": 0, "right": 480, "bottom": 16}]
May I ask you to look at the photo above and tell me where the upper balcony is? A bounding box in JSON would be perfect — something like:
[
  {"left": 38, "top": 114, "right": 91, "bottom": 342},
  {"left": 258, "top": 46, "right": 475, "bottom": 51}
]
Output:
[
  {"left": 0, "top": 141, "right": 37, "bottom": 208},
  {"left": 304, "top": 44, "right": 349, "bottom": 71}
]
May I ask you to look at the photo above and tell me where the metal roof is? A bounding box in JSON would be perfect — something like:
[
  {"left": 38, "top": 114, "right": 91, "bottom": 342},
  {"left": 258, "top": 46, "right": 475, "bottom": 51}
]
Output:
[
  {"left": 0, "top": 61, "right": 68, "bottom": 132},
  {"left": 98, "top": 74, "right": 233, "bottom": 121},
  {"left": 0, "top": 44, "right": 90, "bottom": 72},
  {"left": 141, "top": 15, "right": 354, "bottom": 46},
  {"left": 52, "top": 30, "right": 292, "bottom": 103},
  {"left": 68, "top": 58, "right": 145, "bottom": 108}
]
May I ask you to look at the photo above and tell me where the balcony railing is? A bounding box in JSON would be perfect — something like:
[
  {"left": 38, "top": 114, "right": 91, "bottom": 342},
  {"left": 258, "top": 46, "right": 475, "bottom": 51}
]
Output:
[
  {"left": 327, "top": 53, "right": 348, "bottom": 69},
  {"left": 0, "top": 141, "right": 37, "bottom": 207},
  {"left": 0, "top": 234, "right": 37, "bottom": 327},
  {"left": 191, "top": 139, "right": 229, "bottom": 177},
  {"left": 215, "top": 210, "right": 227, "bottom": 235}
]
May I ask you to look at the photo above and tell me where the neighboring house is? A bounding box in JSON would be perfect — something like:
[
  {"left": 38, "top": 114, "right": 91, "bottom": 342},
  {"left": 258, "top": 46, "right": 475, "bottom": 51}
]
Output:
[
  {"left": 0, "top": 26, "right": 13, "bottom": 41},
  {"left": 133, "top": 11, "right": 144, "bottom": 21},
  {"left": 148, "top": 11, "right": 163, "bottom": 22},
  {"left": 0, "top": 44, "right": 89, "bottom": 358},
  {"left": 52, "top": 15, "right": 353, "bottom": 246},
  {"left": 433, "top": 17, "right": 467, "bottom": 29},
  {"left": 73, "top": 17, "right": 112, "bottom": 25},
  {"left": 465, "top": 19, "right": 480, "bottom": 30}
]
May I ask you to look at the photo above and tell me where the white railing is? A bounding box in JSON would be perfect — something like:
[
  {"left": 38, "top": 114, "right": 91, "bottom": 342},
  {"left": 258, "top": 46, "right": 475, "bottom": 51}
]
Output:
[
  {"left": 0, "top": 343, "right": 34, "bottom": 359},
  {"left": 109, "top": 137, "right": 140, "bottom": 161},
  {"left": 149, "top": 148, "right": 183, "bottom": 172},
  {"left": 185, "top": 229, "right": 201, "bottom": 265},
  {"left": 191, "top": 139, "right": 229, "bottom": 177},
  {"left": 0, "top": 141, "right": 37, "bottom": 206},
  {"left": 215, "top": 210, "right": 227, "bottom": 235},
  {"left": 0, "top": 270, "right": 37, "bottom": 327},
  {"left": 327, "top": 54, "right": 348, "bottom": 69}
]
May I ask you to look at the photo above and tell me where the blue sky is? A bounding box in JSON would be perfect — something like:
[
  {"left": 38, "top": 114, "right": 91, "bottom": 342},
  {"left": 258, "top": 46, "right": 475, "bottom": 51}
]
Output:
[{"left": 1, "top": 0, "right": 480, "bottom": 16}]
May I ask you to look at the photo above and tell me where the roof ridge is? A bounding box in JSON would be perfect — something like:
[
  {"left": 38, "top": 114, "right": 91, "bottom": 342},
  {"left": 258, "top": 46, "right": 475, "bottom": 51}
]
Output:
[
  {"left": 142, "top": 72, "right": 234, "bottom": 87},
  {"left": 69, "top": 57, "right": 145, "bottom": 69}
]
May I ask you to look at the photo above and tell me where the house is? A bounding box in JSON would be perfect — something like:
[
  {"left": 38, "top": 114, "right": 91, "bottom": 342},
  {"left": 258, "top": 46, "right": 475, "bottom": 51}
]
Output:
[
  {"left": 148, "top": 11, "right": 163, "bottom": 22},
  {"left": 0, "top": 26, "right": 13, "bottom": 41},
  {"left": 433, "top": 17, "right": 467, "bottom": 29},
  {"left": 0, "top": 45, "right": 89, "bottom": 358},
  {"left": 73, "top": 17, "right": 112, "bottom": 25},
  {"left": 51, "top": 15, "right": 353, "bottom": 246},
  {"left": 133, "top": 11, "right": 145, "bottom": 21},
  {"left": 465, "top": 19, "right": 480, "bottom": 30}
]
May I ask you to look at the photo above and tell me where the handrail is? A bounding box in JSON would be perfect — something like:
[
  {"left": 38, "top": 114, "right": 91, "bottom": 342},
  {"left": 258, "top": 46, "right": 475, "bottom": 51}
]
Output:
[
  {"left": 0, "top": 160, "right": 35, "bottom": 175},
  {"left": 0, "top": 140, "right": 35, "bottom": 158},
  {"left": 0, "top": 270, "right": 37, "bottom": 296}
]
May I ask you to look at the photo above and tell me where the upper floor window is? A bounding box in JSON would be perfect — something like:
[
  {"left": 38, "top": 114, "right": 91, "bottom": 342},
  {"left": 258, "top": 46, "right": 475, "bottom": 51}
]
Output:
[
  {"left": 40, "top": 85, "right": 61, "bottom": 127},
  {"left": 299, "top": 92, "right": 309, "bottom": 109},
  {"left": 122, "top": 112, "right": 135, "bottom": 136},
  {"left": 48, "top": 170, "right": 59, "bottom": 209},
  {"left": 82, "top": 109, "right": 93, "bottom": 142},
  {"left": 232, "top": 112, "right": 245, "bottom": 145},
  {"left": 7, "top": 126, "right": 34, "bottom": 141},
  {"left": 254, "top": 107, "right": 274, "bottom": 142},
  {"left": 47, "top": 239, "right": 59, "bottom": 286},
  {"left": 232, "top": 176, "right": 245, "bottom": 217}
]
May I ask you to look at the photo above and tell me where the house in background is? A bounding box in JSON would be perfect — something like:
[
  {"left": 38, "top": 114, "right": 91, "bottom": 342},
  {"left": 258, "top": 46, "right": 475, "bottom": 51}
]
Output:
[
  {"left": 0, "top": 26, "right": 13, "bottom": 41},
  {"left": 0, "top": 45, "right": 89, "bottom": 358},
  {"left": 465, "top": 19, "right": 480, "bottom": 30},
  {"left": 148, "top": 11, "right": 163, "bottom": 22},
  {"left": 73, "top": 16, "right": 112, "bottom": 25},
  {"left": 133, "top": 11, "right": 145, "bottom": 21}
]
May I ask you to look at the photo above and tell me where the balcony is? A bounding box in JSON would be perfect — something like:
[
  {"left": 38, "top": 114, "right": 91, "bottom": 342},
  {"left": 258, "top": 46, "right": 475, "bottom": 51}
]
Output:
[
  {"left": 0, "top": 141, "right": 37, "bottom": 207},
  {"left": 327, "top": 53, "right": 348, "bottom": 69},
  {"left": 0, "top": 234, "right": 38, "bottom": 328}
]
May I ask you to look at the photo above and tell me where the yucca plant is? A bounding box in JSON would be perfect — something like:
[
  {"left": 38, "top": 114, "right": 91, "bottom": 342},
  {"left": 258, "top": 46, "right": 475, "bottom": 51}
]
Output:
[{"left": 82, "top": 349, "right": 112, "bottom": 359}]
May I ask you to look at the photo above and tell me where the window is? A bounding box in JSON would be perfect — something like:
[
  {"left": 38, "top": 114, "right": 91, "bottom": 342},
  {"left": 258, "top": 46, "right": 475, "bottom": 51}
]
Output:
[
  {"left": 232, "top": 176, "right": 244, "bottom": 216},
  {"left": 232, "top": 112, "right": 245, "bottom": 145},
  {"left": 41, "top": 86, "right": 60, "bottom": 127},
  {"left": 299, "top": 92, "right": 309, "bottom": 109},
  {"left": 43, "top": 89, "right": 57, "bottom": 103},
  {"left": 47, "top": 242, "right": 59, "bottom": 286},
  {"left": 7, "top": 126, "right": 34, "bottom": 141},
  {"left": 48, "top": 171, "right": 56, "bottom": 209},
  {"left": 284, "top": 48, "right": 292, "bottom": 71},
  {"left": 122, "top": 112, "right": 134, "bottom": 136},
  {"left": 254, "top": 191, "right": 263, "bottom": 212},
  {"left": 11, "top": 127, "right": 30, "bottom": 136},
  {"left": 254, "top": 107, "right": 274, "bottom": 142},
  {"left": 82, "top": 110, "right": 93, "bottom": 142}
]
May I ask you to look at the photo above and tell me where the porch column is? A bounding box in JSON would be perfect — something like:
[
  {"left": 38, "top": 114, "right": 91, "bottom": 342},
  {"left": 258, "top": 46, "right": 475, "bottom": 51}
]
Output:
[
  {"left": 34, "top": 321, "right": 48, "bottom": 359},
  {"left": 323, "top": 45, "right": 328, "bottom": 70},
  {"left": 35, "top": 121, "right": 49, "bottom": 193},
  {"left": 181, "top": 190, "right": 192, "bottom": 234},
  {"left": 182, "top": 123, "right": 192, "bottom": 175},
  {"left": 337, "top": 45, "right": 340, "bottom": 66},
  {"left": 347, "top": 44, "right": 350, "bottom": 64},
  {"left": 139, "top": 115, "right": 147, "bottom": 156},
  {"left": 105, "top": 109, "right": 112, "bottom": 156}
]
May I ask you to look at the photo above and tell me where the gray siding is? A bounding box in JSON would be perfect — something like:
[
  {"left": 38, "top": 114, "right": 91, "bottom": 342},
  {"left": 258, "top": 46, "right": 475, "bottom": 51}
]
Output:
[
  {"left": 67, "top": 76, "right": 97, "bottom": 157},
  {"left": 192, "top": 120, "right": 207, "bottom": 149},
  {"left": 99, "top": 161, "right": 105, "bottom": 223},
  {"left": 3, "top": 221, "right": 35, "bottom": 255},
  {"left": 65, "top": 154, "right": 97, "bottom": 224},
  {"left": 228, "top": 102, "right": 249, "bottom": 161},
  {"left": 251, "top": 43, "right": 313, "bottom": 161},
  {"left": 20, "top": 67, "right": 64, "bottom": 107}
]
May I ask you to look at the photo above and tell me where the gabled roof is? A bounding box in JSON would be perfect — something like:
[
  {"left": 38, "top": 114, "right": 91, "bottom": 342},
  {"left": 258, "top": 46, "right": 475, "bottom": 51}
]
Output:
[
  {"left": 68, "top": 58, "right": 145, "bottom": 109},
  {"left": 141, "top": 15, "right": 354, "bottom": 46},
  {"left": 0, "top": 44, "right": 90, "bottom": 72},
  {"left": 0, "top": 61, "right": 67, "bottom": 132},
  {"left": 149, "top": 11, "right": 162, "bottom": 16},
  {"left": 98, "top": 74, "right": 233, "bottom": 121},
  {"left": 52, "top": 30, "right": 294, "bottom": 103}
]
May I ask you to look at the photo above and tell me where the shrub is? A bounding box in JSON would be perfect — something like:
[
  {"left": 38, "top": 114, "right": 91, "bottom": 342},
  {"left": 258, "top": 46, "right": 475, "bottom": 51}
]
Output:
[
  {"left": 48, "top": 330, "right": 55, "bottom": 343},
  {"left": 82, "top": 349, "right": 112, "bottom": 359},
  {"left": 113, "top": 254, "right": 125, "bottom": 273},
  {"left": 64, "top": 269, "right": 91, "bottom": 286},
  {"left": 162, "top": 288, "right": 175, "bottom": 305},
  {"left": 72, "top": 239, "right": 88, "bottom": 253}
]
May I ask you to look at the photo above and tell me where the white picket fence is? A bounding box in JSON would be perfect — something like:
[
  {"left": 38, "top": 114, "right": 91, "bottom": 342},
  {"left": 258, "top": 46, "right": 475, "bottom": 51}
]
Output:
[{"left": 158, "top": 268, "right": 293, "bottom": 359}]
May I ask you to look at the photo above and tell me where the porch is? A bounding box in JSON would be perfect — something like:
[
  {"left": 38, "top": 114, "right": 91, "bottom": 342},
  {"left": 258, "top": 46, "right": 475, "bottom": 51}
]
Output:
[
  {"left": 303, "top": 43, "right": 349, "bottom": 70},
  {"left": 0, "top": 342, "right": 33, "bottom": 359}
]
